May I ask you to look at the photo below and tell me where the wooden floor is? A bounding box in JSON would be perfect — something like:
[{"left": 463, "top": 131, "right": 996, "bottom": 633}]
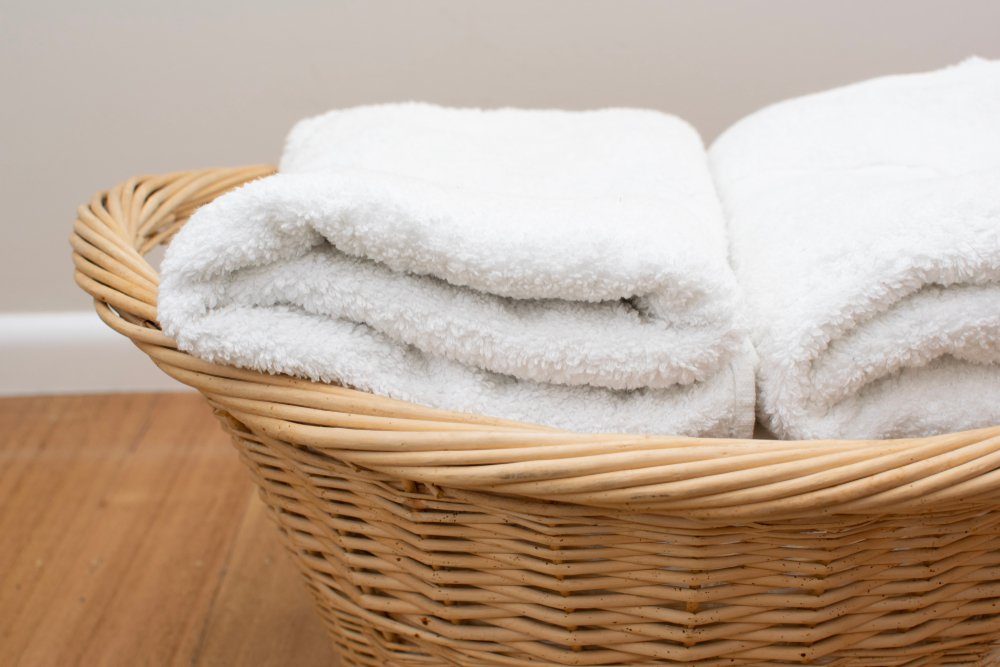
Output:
[{"left": 0, "top": 393, "right": 337, "bottom": 666}]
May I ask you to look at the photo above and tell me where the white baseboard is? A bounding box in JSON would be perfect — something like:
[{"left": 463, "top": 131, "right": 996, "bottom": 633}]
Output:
[{"left": 0, "top": 311, "right": 189, "bottom": 396}]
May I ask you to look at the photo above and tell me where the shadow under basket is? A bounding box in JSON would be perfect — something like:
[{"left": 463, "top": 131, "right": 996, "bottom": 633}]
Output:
[{"left": 71, "top": 166, "right": 1000, "bottom": 666}]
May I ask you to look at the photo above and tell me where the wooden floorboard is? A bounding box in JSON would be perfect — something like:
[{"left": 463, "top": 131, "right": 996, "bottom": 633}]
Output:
[{"left": 0, "top": 393, "right": 336, "bottom": 666}]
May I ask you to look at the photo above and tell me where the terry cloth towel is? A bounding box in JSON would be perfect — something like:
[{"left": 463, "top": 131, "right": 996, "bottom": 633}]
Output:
[
  {"left": 159, "top": 104, "right": 755, "bottom": 436},
  {"left": 711, "top": 58, "right": 1000, "bottom": 440}
]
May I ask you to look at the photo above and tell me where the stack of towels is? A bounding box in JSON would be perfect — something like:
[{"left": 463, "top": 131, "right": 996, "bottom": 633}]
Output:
[
  {"left": 159, "top": 58, "right": 1000, "bottom": 440},
  {"left": 712, "top": 57, "right": 1000, "bottom": 440},
  {"left": 159, "top": 106, "right": 757, "bottom": 436}
]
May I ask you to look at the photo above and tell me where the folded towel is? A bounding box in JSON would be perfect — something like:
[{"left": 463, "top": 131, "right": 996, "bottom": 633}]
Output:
[
  {"left": 711, "top": 58, "right": 1000, "bottom": 439},
  {"left": 159, "top": 104, "right": 755, "bottom": 436}
]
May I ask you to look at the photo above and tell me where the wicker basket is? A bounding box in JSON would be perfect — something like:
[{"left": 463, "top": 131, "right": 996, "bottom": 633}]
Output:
[{"left": 71, "top": 166, "right": 1000, "bottom": 666}]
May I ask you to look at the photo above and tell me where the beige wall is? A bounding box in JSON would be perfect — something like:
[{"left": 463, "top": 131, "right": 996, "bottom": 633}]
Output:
[{"left": 4, "top": 0, "right": 1000, "bottom": 313}]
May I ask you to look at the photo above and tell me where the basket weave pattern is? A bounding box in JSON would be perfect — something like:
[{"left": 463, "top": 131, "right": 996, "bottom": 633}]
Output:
[{"left": 71, "top": 167, "right": 1000, "bottom": 665}]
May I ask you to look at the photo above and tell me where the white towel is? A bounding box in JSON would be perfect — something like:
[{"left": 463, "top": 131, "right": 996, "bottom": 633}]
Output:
[
  {"left": 711, "top": 58, "right": 1000, "bottom": 439},
  {"left": 159, "top": 104, "right": 755, "bottom": 436}
]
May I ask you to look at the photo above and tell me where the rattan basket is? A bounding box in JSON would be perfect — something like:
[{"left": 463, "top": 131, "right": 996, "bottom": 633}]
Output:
[{"left": 71, "top": 166, "right": 1000, "bottom": 666}]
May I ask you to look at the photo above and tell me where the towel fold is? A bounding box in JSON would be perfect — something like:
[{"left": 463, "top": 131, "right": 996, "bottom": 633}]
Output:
[
  {"left": 711, "top": 58, "right": 1000, "bottom": 439},
  {"left": 159, "top": 104, "right": 755, "bottom": 436}
]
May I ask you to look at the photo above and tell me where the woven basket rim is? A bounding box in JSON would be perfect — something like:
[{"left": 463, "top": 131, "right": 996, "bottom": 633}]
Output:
[{"left": 69, "top": 165, "right": 1000, "bottom": 519}]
